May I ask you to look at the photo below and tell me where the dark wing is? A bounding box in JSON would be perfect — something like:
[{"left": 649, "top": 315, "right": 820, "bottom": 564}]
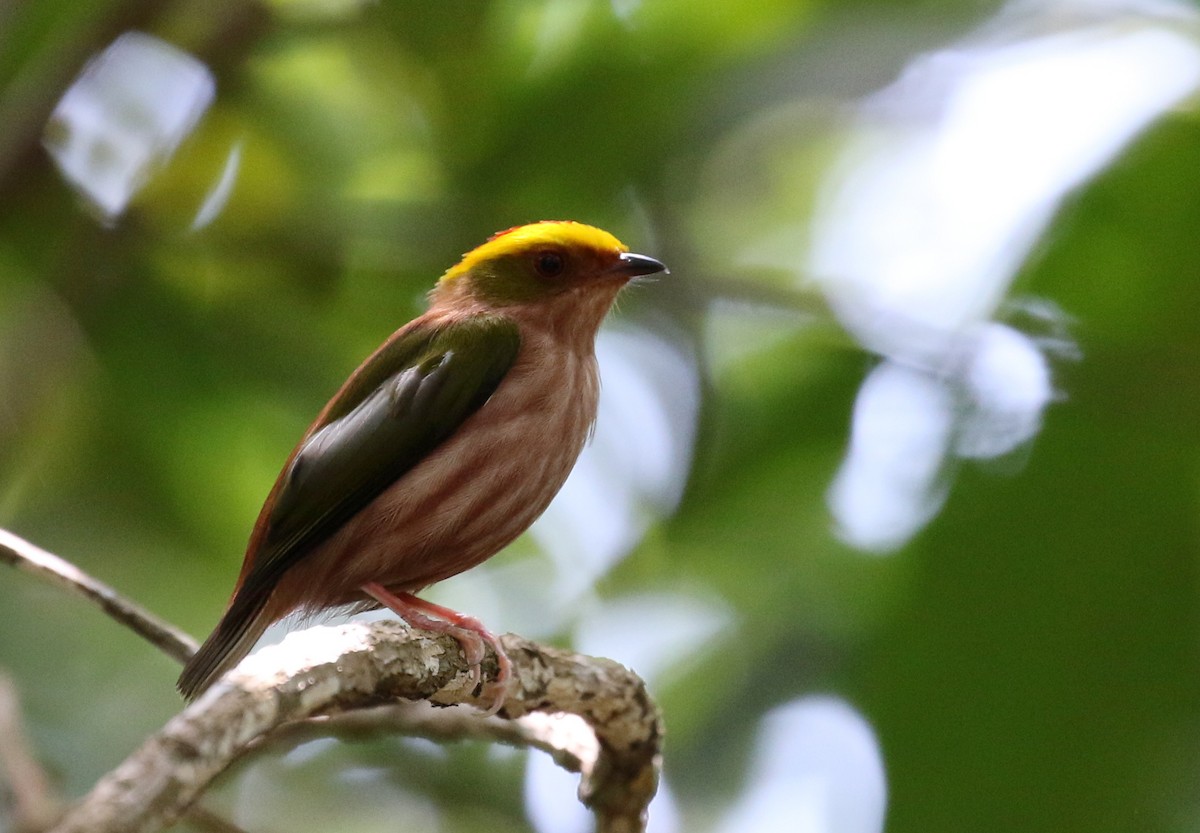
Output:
[
  {"left": 178, "top": 315, "right": 520, "bottom": 698},
  {"left": 247, "top": 314, "right": 521, "bottom": 594}
]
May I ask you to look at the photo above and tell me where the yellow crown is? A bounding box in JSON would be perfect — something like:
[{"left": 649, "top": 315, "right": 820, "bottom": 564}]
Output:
[{"left": 441, "top": 221, "right": 628, "bottom": 282}]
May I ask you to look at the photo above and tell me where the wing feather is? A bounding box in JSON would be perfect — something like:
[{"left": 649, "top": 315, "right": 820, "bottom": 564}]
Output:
[
  {"left": 248, "top": 315, "right": 521, "bottom": 594},
  {"left": 178, "top": 315, "right": 521, "bottom": 698}
]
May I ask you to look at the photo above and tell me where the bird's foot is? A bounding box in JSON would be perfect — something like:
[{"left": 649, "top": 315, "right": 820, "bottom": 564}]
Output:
[{"left": 363, "top": 583, "right": 512, "bottom": 716}]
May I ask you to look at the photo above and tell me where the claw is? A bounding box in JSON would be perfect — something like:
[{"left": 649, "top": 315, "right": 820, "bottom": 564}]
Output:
[
  {"left": 363, "top": 583, "right": 511, "bottom": 715},
  {"left": 473, "top": 628, "right": 513, "bottom": 717}
]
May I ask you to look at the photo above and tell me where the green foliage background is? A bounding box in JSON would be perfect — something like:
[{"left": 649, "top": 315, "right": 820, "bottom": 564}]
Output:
[{"left": 2, "top": 1, "right": 1199, "bottom": 831}]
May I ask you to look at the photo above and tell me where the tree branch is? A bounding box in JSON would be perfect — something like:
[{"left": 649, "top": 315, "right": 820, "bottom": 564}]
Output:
[
  {"left": 47, "top": 621, "right": 663, "bottom": 833},
  {"left": 1, "top": 528, "right": 663, "bottom": 832},
  {"left": 0, "top": 529, "right": 197, "bottom": 664},
  {"left": 262, "top": 699, "right": 593, "bottom": 775}
]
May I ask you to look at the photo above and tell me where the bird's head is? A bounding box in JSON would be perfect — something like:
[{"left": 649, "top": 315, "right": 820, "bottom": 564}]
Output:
[{"left": 432, "top": 221, "right": 666, "bottom": 310}]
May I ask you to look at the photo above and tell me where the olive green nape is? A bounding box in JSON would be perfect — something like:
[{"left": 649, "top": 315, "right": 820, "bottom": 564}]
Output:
[{"left": 460, "top": 255, "right": 555, "bottom": 305}]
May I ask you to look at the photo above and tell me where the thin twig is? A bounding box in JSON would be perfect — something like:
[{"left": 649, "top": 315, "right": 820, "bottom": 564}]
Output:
[
  {"left": 0, "top": 671, "right": 61, "bottom": 833},
  {"left": 0, "top": 533, "right": 256, "bottom": 833},
  {"left": 0, "top": 528, "right": 197, "bottom": 663}
]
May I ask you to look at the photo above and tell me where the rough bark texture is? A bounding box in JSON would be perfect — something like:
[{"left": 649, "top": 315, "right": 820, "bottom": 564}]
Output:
[{"left": 48, "top": 621, "right": 663, "bottom": 833}]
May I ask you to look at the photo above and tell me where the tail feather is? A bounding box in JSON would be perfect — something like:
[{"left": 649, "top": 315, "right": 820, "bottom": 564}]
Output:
[{"left": 177, "top": 595, "right": 272, "bottom": 700}]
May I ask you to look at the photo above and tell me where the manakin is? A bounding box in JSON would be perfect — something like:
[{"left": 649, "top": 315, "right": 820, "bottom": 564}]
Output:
[{"left": 177, "top": 221, "right": 666, "bottom": 708}]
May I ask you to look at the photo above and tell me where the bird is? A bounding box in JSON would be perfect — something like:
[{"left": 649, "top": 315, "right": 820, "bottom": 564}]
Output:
[{"left": 177, "top": 220, "right": 666, "bottom": 709}]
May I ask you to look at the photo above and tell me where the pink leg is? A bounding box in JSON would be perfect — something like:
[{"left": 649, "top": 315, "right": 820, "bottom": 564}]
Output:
[{"left": 362, "top": 583, "right": 512, "bottom": 716}]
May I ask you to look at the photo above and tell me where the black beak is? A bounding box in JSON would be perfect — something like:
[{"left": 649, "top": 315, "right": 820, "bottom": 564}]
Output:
[{"left": 613, "top": 251, "right": 668, "bottom": 277}]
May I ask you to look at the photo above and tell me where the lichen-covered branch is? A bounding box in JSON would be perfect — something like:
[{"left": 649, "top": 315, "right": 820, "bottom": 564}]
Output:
[
  {"left": 0, "top": 527, "right": 662, "bottom": 832},
  {"left": 48, "top": 621, "right": 663, "bottom": 833}
]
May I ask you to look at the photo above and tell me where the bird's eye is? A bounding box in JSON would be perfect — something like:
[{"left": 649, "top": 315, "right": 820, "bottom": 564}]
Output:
[{"left": 533, "top": 250, "right": 565, "bottom": 278}]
